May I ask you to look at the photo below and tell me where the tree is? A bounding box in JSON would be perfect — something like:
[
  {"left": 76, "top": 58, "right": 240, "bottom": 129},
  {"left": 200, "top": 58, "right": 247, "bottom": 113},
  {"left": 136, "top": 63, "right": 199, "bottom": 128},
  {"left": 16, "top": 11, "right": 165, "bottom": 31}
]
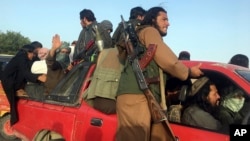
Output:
[{"left": 0, "top": 31, "right": 31, "bottom": 55}]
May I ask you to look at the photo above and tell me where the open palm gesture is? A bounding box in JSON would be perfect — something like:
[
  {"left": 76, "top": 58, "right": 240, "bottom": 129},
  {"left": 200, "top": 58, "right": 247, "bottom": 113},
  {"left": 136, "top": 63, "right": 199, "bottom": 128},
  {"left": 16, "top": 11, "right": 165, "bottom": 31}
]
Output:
[{"left": 52, "top": 34, "right": 62, "bottom": 50}]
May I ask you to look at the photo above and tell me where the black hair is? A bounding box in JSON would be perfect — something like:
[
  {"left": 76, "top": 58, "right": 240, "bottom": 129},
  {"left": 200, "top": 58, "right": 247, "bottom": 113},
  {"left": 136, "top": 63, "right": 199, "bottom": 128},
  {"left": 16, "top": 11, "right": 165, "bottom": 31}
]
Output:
[
  {"left": 141, "top": 7, "right": 166, "bottom": 26},
  {"left": 165, "top": 77, "right": 192, "bottom": 92},
  {"left": 229, "top": 54, "right": 249, "bottom": 68},
  {"left": 193, "top": 80, "right": 217, "bottom": 113},
  {"left": 178, "top": 51, "right": 190, "bottom": 60},
  {"left": 16, "top": 44, "right": 35, "bottom": 57},
  {"left": 80, "top": 9, "right": 96, "bottom": 21},
  {"left": 21, "top": 44, "right": 35, "bottom": 53},
  {"left": 129, "top": 6, "right": 147, "bottom": 20},
  {"left": 30, "top": 41, "right": 43, "bottom": 49},
  {"left": 71, "top": 40, "right": 77, "bottom": 45}
]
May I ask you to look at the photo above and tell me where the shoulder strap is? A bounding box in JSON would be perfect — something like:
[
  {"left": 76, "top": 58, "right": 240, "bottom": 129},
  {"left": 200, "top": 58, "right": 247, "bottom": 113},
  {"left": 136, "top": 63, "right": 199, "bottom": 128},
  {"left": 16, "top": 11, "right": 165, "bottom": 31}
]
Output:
[{"left": 139, "top": 44, "right": 157, "bottom": 70}]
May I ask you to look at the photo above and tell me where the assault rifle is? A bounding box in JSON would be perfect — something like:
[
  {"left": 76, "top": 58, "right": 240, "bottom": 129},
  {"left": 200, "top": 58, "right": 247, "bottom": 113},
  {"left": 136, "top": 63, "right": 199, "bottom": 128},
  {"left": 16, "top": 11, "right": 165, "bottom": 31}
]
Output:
[
  {"left": 74, "top": 25, "right": 104, "bottom": 62},
  {"left": 121, "top": 15, "right": 176, "bottom": 141},
  {"left": 73, "top": 40, "right": 95, "bottom": 62}
]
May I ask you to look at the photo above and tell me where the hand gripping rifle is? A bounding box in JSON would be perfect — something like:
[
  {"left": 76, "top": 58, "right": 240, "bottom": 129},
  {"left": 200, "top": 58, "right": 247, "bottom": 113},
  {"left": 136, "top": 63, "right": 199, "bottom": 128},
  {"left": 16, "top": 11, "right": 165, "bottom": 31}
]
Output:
[{"left": 120, "top": 15, "right": 177, "bottom": 140}]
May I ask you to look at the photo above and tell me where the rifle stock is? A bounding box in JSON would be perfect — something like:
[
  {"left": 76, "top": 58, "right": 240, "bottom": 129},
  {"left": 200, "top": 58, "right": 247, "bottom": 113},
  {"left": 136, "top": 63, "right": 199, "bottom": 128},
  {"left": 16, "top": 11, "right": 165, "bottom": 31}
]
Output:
[
  {"left": 131, "top": 58, "right": 167, "bottom": 123},
  {"left": 143, "top": 89, "right": 167, "bottom": 123},
  {"left": 145, "top": 88, "right": 176, "bottom": 141},
  {"left": 132, "top": 52, "right": 176, "bottom": 141}
]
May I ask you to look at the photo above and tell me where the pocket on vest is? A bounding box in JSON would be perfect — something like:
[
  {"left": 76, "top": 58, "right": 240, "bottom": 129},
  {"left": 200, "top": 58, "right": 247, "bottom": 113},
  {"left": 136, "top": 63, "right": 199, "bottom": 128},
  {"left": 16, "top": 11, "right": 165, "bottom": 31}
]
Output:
[{"left": 87, "top": 68, "right": 120, "bottom": 100}]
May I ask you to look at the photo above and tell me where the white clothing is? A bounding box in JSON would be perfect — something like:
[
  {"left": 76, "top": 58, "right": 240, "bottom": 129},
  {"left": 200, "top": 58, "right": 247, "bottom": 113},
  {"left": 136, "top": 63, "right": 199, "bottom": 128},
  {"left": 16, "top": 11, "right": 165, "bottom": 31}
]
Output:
[{"left": 31, "top": 60, "right": 47, "bottom": 74}]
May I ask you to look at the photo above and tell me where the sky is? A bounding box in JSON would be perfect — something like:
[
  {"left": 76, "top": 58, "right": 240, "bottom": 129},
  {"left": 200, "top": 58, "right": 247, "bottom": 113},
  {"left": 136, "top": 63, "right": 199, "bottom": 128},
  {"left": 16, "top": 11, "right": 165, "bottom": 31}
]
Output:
[{"left": 1, "top": 0, "right": 250, "bottom": 63}]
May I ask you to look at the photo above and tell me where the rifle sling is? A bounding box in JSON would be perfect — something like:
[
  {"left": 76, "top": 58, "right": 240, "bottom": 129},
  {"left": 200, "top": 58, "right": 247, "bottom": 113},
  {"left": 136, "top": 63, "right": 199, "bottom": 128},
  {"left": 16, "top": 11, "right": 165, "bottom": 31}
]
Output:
[
  {"left": 139, "top": 44, "right": 157, "bottom": 70},
  {"left": 85, "top": 40, "right": 95, "bottom": 51},
  {"left": 74, "top": 40, "right": 95, "bottom": 61},
  {"left": 145, "top": 77, "right": 160, "bottom": 85},
  {"left": 138, "top": 44, "right": 160, "bottom": 85}
]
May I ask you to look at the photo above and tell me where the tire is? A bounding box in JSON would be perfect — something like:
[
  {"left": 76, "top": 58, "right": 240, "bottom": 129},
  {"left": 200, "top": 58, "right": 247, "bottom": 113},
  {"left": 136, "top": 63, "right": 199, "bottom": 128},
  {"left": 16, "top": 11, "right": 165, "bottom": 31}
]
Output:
[
  {"left": 33, "top": 129, "right": 65, "bottom": 141},
  {"left": 0, "top": 114, "right": 17, "bottom": 140}
]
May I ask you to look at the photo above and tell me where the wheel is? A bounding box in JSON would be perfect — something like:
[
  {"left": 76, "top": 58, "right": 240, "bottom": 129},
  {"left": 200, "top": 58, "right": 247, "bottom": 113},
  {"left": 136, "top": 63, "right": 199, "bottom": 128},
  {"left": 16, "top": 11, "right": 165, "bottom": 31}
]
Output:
[
  {"left": 33, "top": 129, "right": 65, "bottom": 141},
  {"left": 0, "top": 114, "right": 17, "bottom": 140}
]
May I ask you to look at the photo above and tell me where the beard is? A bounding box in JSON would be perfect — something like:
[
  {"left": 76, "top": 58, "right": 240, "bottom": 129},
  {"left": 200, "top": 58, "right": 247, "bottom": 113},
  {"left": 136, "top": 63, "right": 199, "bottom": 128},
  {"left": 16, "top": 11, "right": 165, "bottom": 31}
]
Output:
[
  {"left": 202, "top": 99, "right": 220, "bottom": 115},
  {"left": 154, "top": 23, "right": 167, "bottom": 37}
]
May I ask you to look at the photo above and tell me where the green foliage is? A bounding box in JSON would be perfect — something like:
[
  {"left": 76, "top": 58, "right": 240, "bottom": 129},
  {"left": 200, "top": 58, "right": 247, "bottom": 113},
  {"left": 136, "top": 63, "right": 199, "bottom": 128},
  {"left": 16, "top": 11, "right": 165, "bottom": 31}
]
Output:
[{"left": 0, "top": 31, "right": 31, "bottom": 55}]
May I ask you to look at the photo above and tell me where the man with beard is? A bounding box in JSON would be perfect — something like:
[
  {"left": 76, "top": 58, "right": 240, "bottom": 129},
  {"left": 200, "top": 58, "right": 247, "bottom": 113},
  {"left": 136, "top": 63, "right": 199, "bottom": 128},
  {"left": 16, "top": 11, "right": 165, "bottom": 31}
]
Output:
[
  {"left": 116, "top": 7, "right": 203, "bottom": 141},
  {"left": 182, "top": 76, "right": 222, "bottom": 130}
]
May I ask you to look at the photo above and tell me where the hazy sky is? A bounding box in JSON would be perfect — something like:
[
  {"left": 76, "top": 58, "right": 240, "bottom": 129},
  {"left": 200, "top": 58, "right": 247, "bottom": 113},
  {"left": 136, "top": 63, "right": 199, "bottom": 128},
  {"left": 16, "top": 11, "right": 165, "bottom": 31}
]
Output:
[{"left": 1, "top": 0, "right": 250, "bottom": 63}]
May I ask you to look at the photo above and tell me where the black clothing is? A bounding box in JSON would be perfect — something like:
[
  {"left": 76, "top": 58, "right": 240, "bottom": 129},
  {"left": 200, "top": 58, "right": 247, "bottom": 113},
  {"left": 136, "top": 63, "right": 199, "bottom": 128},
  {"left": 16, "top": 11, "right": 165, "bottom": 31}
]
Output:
[
  {"left": 1, "top": 52, "right": 39, "bottom": 125},
  {"left": 111, "top": 19, "right": 141, "bottom": 47}
]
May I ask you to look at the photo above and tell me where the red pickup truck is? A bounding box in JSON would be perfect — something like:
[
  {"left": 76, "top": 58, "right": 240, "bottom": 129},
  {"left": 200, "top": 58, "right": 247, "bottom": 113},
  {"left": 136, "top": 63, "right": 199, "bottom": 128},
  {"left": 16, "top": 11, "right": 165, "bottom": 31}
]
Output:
[
  {"left": 0, "top": 81, "right": 13, "bottom": 140},
  {"left": 1, "top": 61, "right": 250, "bottom": 141}
]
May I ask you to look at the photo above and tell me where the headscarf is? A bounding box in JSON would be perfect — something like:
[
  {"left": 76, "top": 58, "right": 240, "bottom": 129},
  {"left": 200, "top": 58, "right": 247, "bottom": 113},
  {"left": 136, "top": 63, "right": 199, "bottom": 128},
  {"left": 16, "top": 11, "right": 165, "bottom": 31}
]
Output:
[
  {"left": 221, "top": 89, "right": 245, "bottom": 112},
  {"left": 100, "top": 20, "right": 113, "bottom": 32},
  {"left": 56, "top": 44, "right": 71, "bottom": 70}
]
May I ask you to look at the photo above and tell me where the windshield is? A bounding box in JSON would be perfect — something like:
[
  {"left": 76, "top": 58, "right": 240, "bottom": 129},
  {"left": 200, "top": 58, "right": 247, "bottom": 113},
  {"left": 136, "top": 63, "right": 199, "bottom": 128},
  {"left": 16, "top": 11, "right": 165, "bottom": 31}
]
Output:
[{"left": 236, "top": 70, "right": 250, "bottom": 83}]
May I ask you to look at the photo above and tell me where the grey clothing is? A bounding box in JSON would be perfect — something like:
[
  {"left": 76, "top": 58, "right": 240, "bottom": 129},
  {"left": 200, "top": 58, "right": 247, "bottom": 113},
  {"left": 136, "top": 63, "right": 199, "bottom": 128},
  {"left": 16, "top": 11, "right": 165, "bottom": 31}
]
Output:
[
  {"left": 182, "top": 104, "right": 222, "bottom": 130},
  {"left": 73, "top": 21, "right": 112, "bottom": 61},
  {"left": 215, "top": 106, "right": 243, "bottom": 129},
  {"left": 213, "top": 106, "right": 243, "bottom": 133}
]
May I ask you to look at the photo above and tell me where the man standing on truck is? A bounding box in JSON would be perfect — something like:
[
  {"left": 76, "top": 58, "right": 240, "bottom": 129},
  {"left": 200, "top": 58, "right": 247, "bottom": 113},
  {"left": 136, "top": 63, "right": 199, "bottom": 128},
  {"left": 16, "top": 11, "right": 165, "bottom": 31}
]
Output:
[
  {"left": 73, "top": 9, "right": 112, "bottom": 62},
  {"left": 116, "top": 6, "right": 203, "bottom": 141}
]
